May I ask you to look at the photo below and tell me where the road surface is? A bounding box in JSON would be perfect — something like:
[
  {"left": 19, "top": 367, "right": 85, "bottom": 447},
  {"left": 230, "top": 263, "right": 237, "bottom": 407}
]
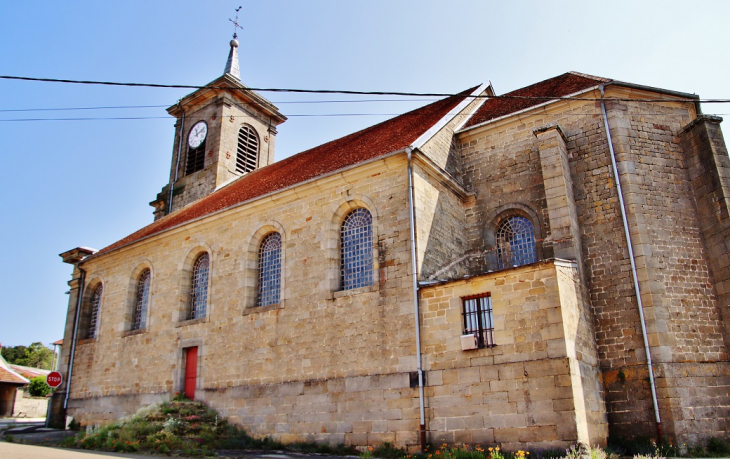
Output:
[{"left": 0, "top": 442, "right": 160, "bottom": 458}]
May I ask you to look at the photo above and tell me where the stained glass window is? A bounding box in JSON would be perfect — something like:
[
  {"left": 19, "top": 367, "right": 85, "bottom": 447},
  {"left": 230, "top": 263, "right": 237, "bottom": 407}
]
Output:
[
  {"left": 132, "top": 269, "right": 151, "bottom": 330},
  {"left": 341, "top": 208, "right": 373, "bottom": 290},
  {"left": 190, "top": 253, "right": 209, "bottom": 319},
  {"left": 496, "top": 216, "right": 537, "bottom": 269},
  {"left": 88, "top": 284, "right": 103, "bottom": 339},
  {"left": 258, "top": 233, "right": 282, "bottom": 306}
]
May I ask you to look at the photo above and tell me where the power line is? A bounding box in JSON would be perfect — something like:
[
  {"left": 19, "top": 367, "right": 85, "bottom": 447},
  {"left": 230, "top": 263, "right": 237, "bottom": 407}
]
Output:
[
  {"left": 0, "top": 99, "right": 439, "bottom": 113},
  {"left": 1, "top": 111, "right": 725, "bottom": 123},
  {"left": 0, "top": 105, "right": 169, "bottom": 113},
  {"left": 2, "top": 74, "right": 729, "bottom": 103}
]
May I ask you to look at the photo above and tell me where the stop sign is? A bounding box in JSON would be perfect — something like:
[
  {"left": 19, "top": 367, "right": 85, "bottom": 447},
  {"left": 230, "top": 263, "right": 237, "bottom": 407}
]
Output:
[{"left": 46, "top": 371, "right": 63, "bottom": 388}]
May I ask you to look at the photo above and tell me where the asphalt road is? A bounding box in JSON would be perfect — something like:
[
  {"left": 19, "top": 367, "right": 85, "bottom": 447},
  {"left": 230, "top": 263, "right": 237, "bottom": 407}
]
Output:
[{"left": 0, "top": 442, "right": 159, "bottom": 458}]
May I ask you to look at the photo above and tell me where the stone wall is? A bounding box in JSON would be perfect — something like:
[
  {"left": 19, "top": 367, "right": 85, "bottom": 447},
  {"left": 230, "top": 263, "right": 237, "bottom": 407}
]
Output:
[
  {"left": 63, "top": 154, "right": 424, "bottom": 447},
  {"left": 454, "top": 85, "right": 730, "bottom": 443},
  {"left": 419, "top": 260, "right": 607, "bottom": 450},
  {"left": 13, "top": 388, "right": 49, "bottom": 418}
]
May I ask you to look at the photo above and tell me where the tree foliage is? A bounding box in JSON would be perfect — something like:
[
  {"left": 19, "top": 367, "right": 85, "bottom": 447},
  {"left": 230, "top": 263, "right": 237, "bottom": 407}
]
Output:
[
  {"left": 1, "top": 342, "right": 54, "bottom": 369},
  {"left": 28, "top": 375, "right": 51, "bottom": 397}
]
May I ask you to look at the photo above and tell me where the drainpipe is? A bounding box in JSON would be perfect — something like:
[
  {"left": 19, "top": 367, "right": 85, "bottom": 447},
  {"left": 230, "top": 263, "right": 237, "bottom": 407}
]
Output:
[
  {"left": 599, "top": 85, "right": 663, "bottom": 443},
  {"left": 168, "top": 103, "right": 185, "bottom": 215},
  {"left": 64, "top": 267, "right": 86, "bottom": 412},
  {"left": 406, "top": 147, "right": 427, "bottom": 450}
]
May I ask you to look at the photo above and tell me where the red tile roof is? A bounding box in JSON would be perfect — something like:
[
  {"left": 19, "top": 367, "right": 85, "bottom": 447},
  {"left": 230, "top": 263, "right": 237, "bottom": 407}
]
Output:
[
  {"left": 463, "top": 72, "right": 610, "bottom": 129},
  {"left": 94, "top": 86, "right": 479, "bottom": 256},
  {"left": 0, "top": 366, "right": 29, "bottom": 385}
]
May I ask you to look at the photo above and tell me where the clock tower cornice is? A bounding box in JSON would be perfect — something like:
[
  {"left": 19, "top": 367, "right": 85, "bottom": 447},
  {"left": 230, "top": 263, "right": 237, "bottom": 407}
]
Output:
[{"left": 167, "top": 74, "right": 286, "bottom": 126}]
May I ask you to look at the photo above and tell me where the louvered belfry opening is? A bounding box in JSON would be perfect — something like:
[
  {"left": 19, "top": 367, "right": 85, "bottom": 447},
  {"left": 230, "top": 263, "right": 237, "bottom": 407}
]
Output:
[
  {"left": 236, "top": 125, "right": 259, "bottom": 174},
  {"left": 185, "top": 142, "right": 206, "bottom": 176}
]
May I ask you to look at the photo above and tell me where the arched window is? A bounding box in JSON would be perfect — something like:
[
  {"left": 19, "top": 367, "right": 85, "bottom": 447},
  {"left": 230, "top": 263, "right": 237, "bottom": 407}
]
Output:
[
  {"left": 496, "top": 216, "right": 537, "bottom": 269},
  {"left": 257, "top": 232, "right": 282, "bottom": 306},
  {"left": 341, "top": 208, "right": 373, "bottom": 290},
  {"left": 88, "top": 284, "right": 103, "bottom": 339},
  {"left": 132, "top": 269, "right": 151, "bottom": 330},
  {"left": 236, "top": 125, "right": 259, "bottom": 174},
  {"left": 189, "top": 253, "right": 210, "bottom": 319}
]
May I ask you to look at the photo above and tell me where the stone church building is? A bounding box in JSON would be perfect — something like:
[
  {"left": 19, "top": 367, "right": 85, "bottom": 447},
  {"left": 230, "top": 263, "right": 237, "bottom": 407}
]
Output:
[{"left": 51, "top": 37, "right": 730, "bottom": 451}]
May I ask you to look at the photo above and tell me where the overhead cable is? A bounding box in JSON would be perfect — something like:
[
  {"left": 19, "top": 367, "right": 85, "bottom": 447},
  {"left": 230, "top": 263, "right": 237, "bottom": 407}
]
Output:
[{"left": 2, "top": 75, "right": 729, "bottom": 104}]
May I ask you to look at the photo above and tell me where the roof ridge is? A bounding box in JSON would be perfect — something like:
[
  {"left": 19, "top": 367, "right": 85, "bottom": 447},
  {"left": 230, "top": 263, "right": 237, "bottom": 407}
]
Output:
[
  {"left": 567, "top": 71, "right": 612, "bottom": 83},
  {"left": 462, "top": 72, "right": 611, "bottom": 129}
]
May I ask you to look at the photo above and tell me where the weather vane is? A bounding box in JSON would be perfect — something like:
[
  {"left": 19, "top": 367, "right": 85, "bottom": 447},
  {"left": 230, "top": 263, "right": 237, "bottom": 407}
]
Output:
[{"left": 229, "top": 6, "right": 243, "bottom": 39}]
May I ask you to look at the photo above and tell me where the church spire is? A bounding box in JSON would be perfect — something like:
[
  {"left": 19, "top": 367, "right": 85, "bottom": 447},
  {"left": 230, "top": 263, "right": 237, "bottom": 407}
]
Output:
[
  {"left": 225, "top": 6, "right": 243, "bottom": 80},
  {"left": 224, "top": 38, "right": 240, "bottom": 80}
]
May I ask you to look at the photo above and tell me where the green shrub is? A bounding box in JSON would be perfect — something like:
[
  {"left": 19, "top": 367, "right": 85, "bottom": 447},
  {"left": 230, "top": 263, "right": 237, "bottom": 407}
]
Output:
[
  {"left": 706, "top": 438, "right": 730, "bottom": 456},
  {"left": 28, "top": 376, "right": 51, "bottom": 397}
]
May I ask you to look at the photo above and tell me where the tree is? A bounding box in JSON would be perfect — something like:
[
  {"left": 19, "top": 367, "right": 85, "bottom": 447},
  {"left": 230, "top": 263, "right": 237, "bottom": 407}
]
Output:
[
  {"left": 1, "top": 342, "right": 54, "bottom": 369},
  {"left": 28, "top": 376, "right": 51, "bottom": 397}
]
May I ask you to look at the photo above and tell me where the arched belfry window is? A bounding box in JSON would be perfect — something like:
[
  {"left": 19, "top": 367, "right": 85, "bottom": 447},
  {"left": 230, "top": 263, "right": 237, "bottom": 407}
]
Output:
[
  {"left": 88, "top": 284, "right": 103, "bottom": 339},
  {"left": 496, "top": 216, "right": 537, "bottom": 269},
  {"left": 257, "top": 233, "right": 282, "bottom": 306},
  {"left": 341, "top": 208, "right": 373, "bottom": 290},
  {"left": 132, "top": 269, "right": 151, "bottom": 330},
  {"left": 189, "top": 253, "right": 210, "bottom": 320},
  {"left": 236, "top": 125, "right": 259, "bottom": 174}
]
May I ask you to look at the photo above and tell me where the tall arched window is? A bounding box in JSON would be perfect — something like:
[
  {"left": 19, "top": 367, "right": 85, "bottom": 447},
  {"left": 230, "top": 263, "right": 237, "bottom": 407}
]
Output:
[
  {"left": 88, "top": 284, "right": 103, "bottom": 339},
  {"left": 496, "top": 216, "right": 537, "bottom": 269},
  {"left": 189, "top": 253, "right": 210, "bottom": 319},
  {"left": 132, "top": 269, "right": 151, "bottom": 330},
  {"left": 257, "top": 233, "right": 282, "bottom": 306},
  {"left": 341, "top": 208, "right": 373, "bottom": 290},
  {"left": 236, "top": 125, "right": 259, "bottom": 174}
]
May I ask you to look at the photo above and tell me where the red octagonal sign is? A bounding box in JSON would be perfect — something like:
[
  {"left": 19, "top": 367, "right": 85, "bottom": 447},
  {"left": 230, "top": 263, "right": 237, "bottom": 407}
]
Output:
[{"left": 46, "top": 371, "right": 63, "bottom": 388}]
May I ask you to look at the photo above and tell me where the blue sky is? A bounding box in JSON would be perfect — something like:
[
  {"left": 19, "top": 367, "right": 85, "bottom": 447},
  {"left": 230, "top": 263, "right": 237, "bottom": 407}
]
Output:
[{"left": 1, "top": 0, "right": 729, "bottom": 348}]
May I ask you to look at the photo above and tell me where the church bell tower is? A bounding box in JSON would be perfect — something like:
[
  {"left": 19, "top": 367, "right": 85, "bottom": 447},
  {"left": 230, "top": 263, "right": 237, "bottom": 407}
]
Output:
[{"left": 151, "top": 23, "right": 287, "bottom": 220}]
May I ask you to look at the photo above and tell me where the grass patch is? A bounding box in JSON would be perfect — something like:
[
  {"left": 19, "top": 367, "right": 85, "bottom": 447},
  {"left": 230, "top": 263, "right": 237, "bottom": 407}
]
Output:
[
  {"left": 63, "top": 401, "right": 252, "bottom": 455},
  {"left": 62, "top": 400, "right": 359, "bottom": 456}
]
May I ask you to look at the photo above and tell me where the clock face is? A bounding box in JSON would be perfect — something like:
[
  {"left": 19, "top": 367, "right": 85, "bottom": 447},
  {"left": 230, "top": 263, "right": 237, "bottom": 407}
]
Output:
[{"left": 188, "top": 121, "right": 208, "bottom": 149}]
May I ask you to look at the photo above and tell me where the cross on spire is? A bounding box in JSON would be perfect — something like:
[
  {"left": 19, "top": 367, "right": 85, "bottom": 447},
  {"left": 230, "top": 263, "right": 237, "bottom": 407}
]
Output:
[
  {"left": 224, "top": 6, "right": 242, "bottom": 80},
  {"left": 229, "top": 6, "right": 243, "bottom": 39}
]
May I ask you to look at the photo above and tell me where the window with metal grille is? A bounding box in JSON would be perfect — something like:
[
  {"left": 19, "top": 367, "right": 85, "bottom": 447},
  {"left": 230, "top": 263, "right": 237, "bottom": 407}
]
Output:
[
  {"left": 189, "top": 253, "right": 209, "bottom": 319},
  {"left": 236, "top": 125, "right": 259, "bottom": 174},
  {"left": 257, "top": 232, "right": 281, "bottom": 306},
  {"left": 341, "top": 208, "right": 373, "bottom": 290},
  {"left": 88, "top": 284, "right": 103, "bottom": 339},
  {"left": 462, "top": 293, "right": 495, "bottom": 348},
  {"left": 132, "top": 269, "right": 151, "bottom": 330},
  {"left": 496, "top": 216, "right": 537, "bottom": 269},
  {"left": 185, "top": 141, "right": 206, "bottom": 175}
]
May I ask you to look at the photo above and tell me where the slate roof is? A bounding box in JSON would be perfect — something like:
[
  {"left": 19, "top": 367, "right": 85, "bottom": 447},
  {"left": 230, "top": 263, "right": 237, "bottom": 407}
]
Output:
[
  {"left": 93, "top": 85, "right": 479, "bottom": 257},
  {"left": 462, "top": 72, "right": 610, "bottom": 129}
]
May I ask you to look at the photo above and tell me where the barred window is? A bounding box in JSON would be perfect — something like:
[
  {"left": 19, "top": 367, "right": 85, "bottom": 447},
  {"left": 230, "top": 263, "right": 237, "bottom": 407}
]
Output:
[
  {"left": 236, "top": 125, "right": 259, "bottom": 174},
  {"left": 257, "top": 232, "right": 282, "bottom": 306},
  {"left": 341, "top": 208, "right": 373, "bottom": 290},
  {"left": 132, "top": 269, "right": 151, "bottom": 330},
  {"left": 496, "top": 216, "right": 537, "bottom": 269},
  {"left": 462, "top": 293, "right": 495, "bottom": 348},
  {"left": 189, "top": 253, "right": 210, "bottom": 320},
  {"left": 88, "top": 284, "right": 103, "bottom": 339}
]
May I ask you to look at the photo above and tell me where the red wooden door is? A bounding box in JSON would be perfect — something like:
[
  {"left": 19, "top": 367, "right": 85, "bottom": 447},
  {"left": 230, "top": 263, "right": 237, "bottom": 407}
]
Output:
[{"left": 184, "top": 347, "right": 198, "bottom": 400}]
